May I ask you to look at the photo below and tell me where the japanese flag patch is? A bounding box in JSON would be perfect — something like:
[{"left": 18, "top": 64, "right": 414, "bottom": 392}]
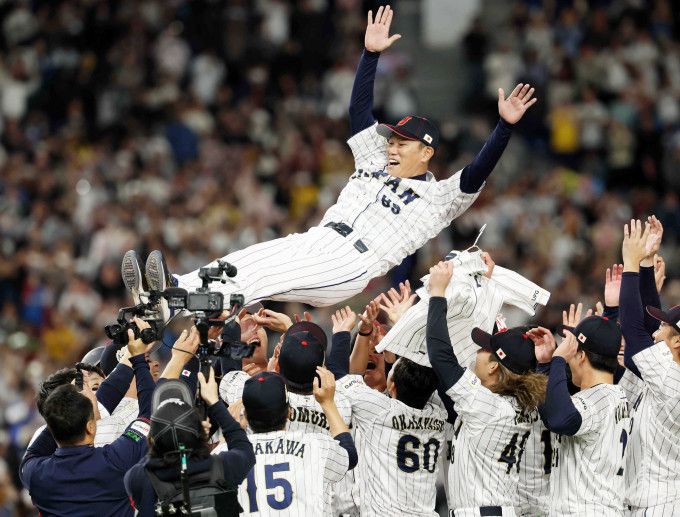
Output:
[
  {"left": 181, "top": 369, "right": 192, "bottom": 378},
  {"left": 496, "top": 348, "right": 506, "bottom": 359},
  {"left": 578, "top": 333, "right": 587, "bottom": 343}
]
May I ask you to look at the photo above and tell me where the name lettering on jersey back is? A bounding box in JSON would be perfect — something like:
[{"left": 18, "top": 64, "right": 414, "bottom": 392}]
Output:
[
  {"left": 350, "top": 169, "right": 421, "bottom": 215},
  {"left": 514, "top": 410, "right": 539, "bottom": 425},
  {"left": 391, "top": 414, "right": 446, "bottom": 432},
  {"left": 253, "top": 438, "right": 306, "bottom": 458},
  {"left": 289, "top": 406, "right": 329, "bottom": 430}
]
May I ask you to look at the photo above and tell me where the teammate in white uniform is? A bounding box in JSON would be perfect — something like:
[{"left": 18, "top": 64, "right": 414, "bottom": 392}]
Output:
[
  {"left": 327, "top": 307, "right": 448, "bottom": 517},
  {"left": 132, "top": 5, "right": 537, "bottom": 311},
  {"left": 617, "top": 218, "right": 680, "bottom": 516},
  {"left": 426, "top": 261, "right": 547, "bottom": 517},
  {"left": 219, "top": 320, "right": 355, "bottom": 514},
  {"left": 237, "top": 369, "right": 357, "bottom": 516},
  {"left": 531, "top": 315, "right": 630, "bottom": 516}
]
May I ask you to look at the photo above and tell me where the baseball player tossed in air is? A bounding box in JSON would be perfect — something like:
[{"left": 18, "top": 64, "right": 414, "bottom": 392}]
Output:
[
  {"left": 529, "top": 314, "right": 631, "bottom": 516},
  {"left": 426, "top": 261, "right": 548, "bottom": 517},
  {"left": 235, "top": 369, "right": 357, "bottom": 516},
  {"left": 326, "top": 306, "right": 447, "bottom": 517},
  {"left": 122, "top": 5, "right": 537, "bottom": 314},
  {"left": 617, "top": 218, "right": 680, "bottom": 516}
]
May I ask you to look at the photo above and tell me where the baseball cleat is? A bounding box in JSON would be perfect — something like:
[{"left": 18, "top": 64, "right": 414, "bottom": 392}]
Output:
[
  {"left": 145, "top": 250, "right": 172, "bottom": 322},
  {"left": 121, "top": 250, "right": 145, "bottom": 305}
]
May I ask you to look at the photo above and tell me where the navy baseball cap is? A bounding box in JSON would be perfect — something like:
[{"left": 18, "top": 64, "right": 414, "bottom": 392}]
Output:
[
  {"left": 278, "top": 322, "right": 327, "bottom": 391},
  {"left": 243, "top": 372, "right": 289, "bottom": 422},
  {"left": 568, "top": 316, "right": 622, "bottom": 358},
  {"left": 646, "top": 305, "right": 680, "bottom": 333},
  {"left": 150, "top": 379, "right": 201, "bottom": 448},
  {"left": 377, "top": 115, "right": 440, "bottom": 149},
  {"left": 471, "top": 327, "right": 537, "bottom": 375}
]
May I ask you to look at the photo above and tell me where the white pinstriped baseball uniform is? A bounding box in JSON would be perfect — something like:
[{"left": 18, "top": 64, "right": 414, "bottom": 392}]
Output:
[
  {"left": 515, "top": 415, "right": 551, "bottom": 516},
  {"left": 219, "top": 370, "right": 356, "bottom": 513},
  {"left": 549, "top": 384, "right": 630, "bottom": 516},
  {"left": 94, "top": 397, "right": 139, "bottom": 447},
  {"left": 620, "top": 342, "right": 680, "bottom": 515},
  {"left": 336, "top": 374, "right": 447, "bottom": 517},
  {"left": 445, "top": 369, "right": 536, "bottom": 517},
  {"left": 237, "top": 429, "right": 350, "bottom": 516},
  {"left": 377, "top": 255, "right": 550, "bottom": 368},
  {"left": 176, "top": 123, "right": 481, "bottom": 307}
]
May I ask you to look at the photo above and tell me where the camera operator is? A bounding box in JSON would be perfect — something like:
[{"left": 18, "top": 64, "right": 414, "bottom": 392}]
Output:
[
  {"left": 124, "top": 366, "right": 255, "bottom": 516},
  {"left": 19, "top": 326, "right": 154, "bottom": 517}
]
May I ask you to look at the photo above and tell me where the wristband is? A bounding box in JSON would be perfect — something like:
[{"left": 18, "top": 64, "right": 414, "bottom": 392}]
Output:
[{"left": 358, "top": 328, "right": 373, "bottom": 337}]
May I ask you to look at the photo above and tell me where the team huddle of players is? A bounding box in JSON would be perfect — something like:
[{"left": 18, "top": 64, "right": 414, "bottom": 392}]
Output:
[{"left": 219, "top": 211, "right": 678, "bottom": 517}]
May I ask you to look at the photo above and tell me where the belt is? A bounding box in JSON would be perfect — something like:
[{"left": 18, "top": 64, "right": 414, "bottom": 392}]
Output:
[
  {"left": 324, "top": 222, "right": 368, "bottom": 254},
  {"left": 450, "top": 507, "right": 503, "bottom": 517}
]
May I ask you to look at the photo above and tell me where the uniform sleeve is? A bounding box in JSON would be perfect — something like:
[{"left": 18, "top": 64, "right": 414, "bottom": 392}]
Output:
[
  {"left": 346, "top": 123, "right": 387, "bottom": 172},
  {"left": 445, "top": 369, "right": 513, "bottom": 425},
  {"left": 318, "top": 433, "right": 351, "bottom": 485},
  {"left": 96, "top": 362, "right": 134, "bottom": 415},
  {"left": 348, "top": 49, "right": 379, "bottom": 135},
  {"left": 618, "top": 368, "right": 644, "bottom": 403},
  {"left": 103, "top": 417, "right": 150, "bottom": 472},
  {"left": 639, "top": 266, "right": 661, "bottom": 335},
  {"left": 459, "top": 118, "right": 514, "bottom": 194},
  {"left": 436, "top": 170, "right": 483, "bottom": 224},
  {"left": 662, "top": 362, "right": 680, "bottom": 422},
  {"left": 632, "top": 342, "right": 673, "bottom": 401},
  {"left": 336, "top": 374, "right": 389, "bottom": 425},
  {"left": 487, "top": 267, "right": 551, "bottom": 315},
  {"left": 219, "top": 370, "right": 249, "bottom": 405},
  {"left": 570, "top": 390, "right": 615, "bottom": 437}
]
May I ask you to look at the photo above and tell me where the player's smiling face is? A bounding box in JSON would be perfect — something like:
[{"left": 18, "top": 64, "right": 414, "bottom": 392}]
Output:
[{"left": 386, "top": 135, "right": 434, "bottom": 178}]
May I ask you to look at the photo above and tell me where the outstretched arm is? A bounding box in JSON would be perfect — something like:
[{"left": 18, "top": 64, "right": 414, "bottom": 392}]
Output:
[
  {"left": 349, "top": 6, "right": 401, "bottom": 136},
  {"left": 459, "top": 84, "right": 537, "bottom": 193}
]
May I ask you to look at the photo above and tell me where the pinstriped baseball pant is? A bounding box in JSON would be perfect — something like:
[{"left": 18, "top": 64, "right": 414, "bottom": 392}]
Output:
[{"left": 176, "top": 226, "right": 377, "bottom": 307}]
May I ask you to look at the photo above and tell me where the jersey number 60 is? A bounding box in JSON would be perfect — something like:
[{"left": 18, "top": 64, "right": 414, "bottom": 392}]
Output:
[{"left": 396, "top": 435, "right": 441, "bottom": 473}]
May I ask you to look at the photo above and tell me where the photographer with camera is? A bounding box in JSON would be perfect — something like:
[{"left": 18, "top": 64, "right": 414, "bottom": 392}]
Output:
[
  {"left": 125, "top": 366, "right": 255, "bottom": 516},
  {"left": 19, "top": 325, "right": 154, "bottom": 516}
]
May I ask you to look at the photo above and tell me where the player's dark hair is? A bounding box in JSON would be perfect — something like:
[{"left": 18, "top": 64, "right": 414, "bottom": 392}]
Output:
[
  {"left": 42, "top": 384, "right": 94, "bottom": 445},
  {"left": 392, "top": 358, "right": 438, "bottom": 410},
  {"left": 246, "top": 403, "right": 290, "bottom": 434},
  {"left": 149, "top": 407, "right": 211, "bottom": 466},
  {"left": 37, "top": 365, "right": 105, "bottom": 415},
  {"left": 578, "top": 345, "right": 619, "bottom": 374},
  {"left": 490, "top": 360, "right": 547, "bottom": 412}
]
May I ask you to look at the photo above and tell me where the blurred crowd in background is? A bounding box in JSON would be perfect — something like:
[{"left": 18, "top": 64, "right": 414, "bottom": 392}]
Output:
[{"left": 0, "top": 0, "right": 679, "bottom": 514}]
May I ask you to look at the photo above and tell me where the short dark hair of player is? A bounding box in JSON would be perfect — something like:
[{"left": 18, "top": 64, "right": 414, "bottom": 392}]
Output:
[
  {"left": 577, "top": 344, "right": 619, "bottom": 375},
  {"left": 247, "top": 402, "right": 290, "bottom": 434},
  {"left": 42, "top": 384, "right": 94, "bottom": 446},
  {"left": 392, "top": 358, "right": 438, "bottom": 410},
  {"left": 36, "top": 364, "right": 105, "bottom": 416},
  {"left": 488, "top": 358, "right": 547, "bottom": 412}
]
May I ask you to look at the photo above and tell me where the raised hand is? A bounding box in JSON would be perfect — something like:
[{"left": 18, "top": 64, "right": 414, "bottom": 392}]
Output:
[
  {"left": 428, "top": 261, "right": 454, "bottom": 297},
  {"left": 654, "top": 254, "right": 666, "bottom": 293},
  {"left": 252, "top": 308, "right": 293, "bottom": 334},
  {"left": 527, "top": 327, "right": 556, "bottom": 363},
  {"left": 604, "top": 264, "right": 624, "bottom": 307},
  {"left": 481, "top": 252, "right": 495, "bottom": 279},
  {"left": 562, "top": 303, "right": 584, "bottom": 329},
  {"left": 365, "top": 5, "right": 401, "bottom": 53},
  {"left": 554, "top": 330, "right": 579, "bottom": 361},
  {"left": 172, "top": 325, "right": 200, "bottom": 358},
  {"left": 378, "top": 281, "right": 417, "bottom": 325},
  {"left": 622, "top": 219, "right": 651, "bottom": 271},
  {"left": 498, "top": 83, "right": 538, "bottom": 124},
  {"left": 331, "top": 306, "right": 357, "bottom": 334},
  {"left": 198, "top": 367, "right": 219, "bottom": 406},
  {"left": 293, "top": 312, "right": 313, "bottom": 324},
  {"left": 358, "top": 299, "right": 380, "bottom": 335},
  {"left": 313, "top": 367, "right": 337, "bottom": 405},
  {"left": 641, "top": 216, "right": 663, "bottom": 265}
]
